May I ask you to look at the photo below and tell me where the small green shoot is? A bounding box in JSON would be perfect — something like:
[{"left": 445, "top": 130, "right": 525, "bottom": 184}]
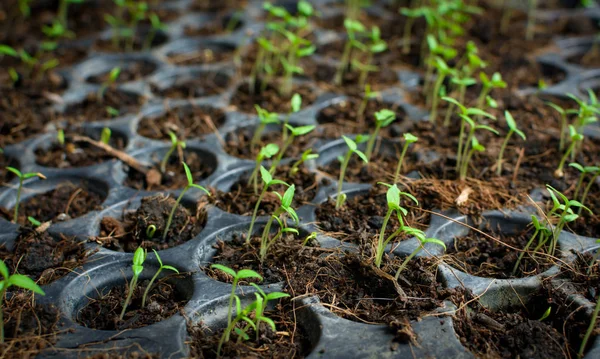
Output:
[
  {"left": 247, "top": 166, "right": 289, "bottom": 244},
  {"left": 555, "top": 125, "right": 584, "bottom": 178},
  {"left": 364, "top": 109, "right": 396, "bottom": 162},
  {"left": 161, "top": 131, "right": 186, "bottom": 174},
  {"left": 512, "top": 215, "right": 552, "bottom": 276},
  {"left": 248, "top": 143, "right": 280, "bottom": 194},
  {"left": 27, "top": 216, "right": 41, "bottom": 227},
  {"left": 269, "top": 124, "right": 315, "bottom": 174},
  {"left": 395, "top": 227, "right": 445, "bottom": 279},
  {"left": 545, "top": 101, "right": 568, "bottom": 151},
  {"left": 141, "top": 249, "right": 179, "bottom": 307},
  {"left": 5, "top": 167, "right": 46, "bottom": 223},
  {"left": 477, "top": 72, "right": 506, "bottom": 111},
  {"left": 259, "top": 184, "right": 299, "bottom": 262},
  {"left": 289, "top": 149, "right": 318, "bottom": 177},
  {"left": 539, "top": 306, "right": 551, "bottom": 321},
  {"left": 336, "top": 135, "right": 369, "bottom": 209},
  {"left": 146, "top": 224, "right": 157, "bottom": 239},
  {"left": 100, "top": 127, "right": 112, "bottom": 145},
  {"left": 252, "top": 105, "right": 279, "bottom": 148},
  {"left": 120, "top": 246, "right": 146, "bottom": 320},
  {"left": 394, "top": 133, "right": 418, "bottom": 182},
  {"left": 97, "top": 67, "right": 121, "bottom": 101},
  {"left": 57, "top": 129, "right": 65, "bottom": 146},
  {"left": 496, "top": 111, "right": 526, "bottom": 176}
]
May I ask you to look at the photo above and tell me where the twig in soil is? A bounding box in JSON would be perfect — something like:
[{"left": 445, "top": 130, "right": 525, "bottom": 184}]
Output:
[
  {"left": 318, "top": 303, "right": 379, "bottom": 325},
  {"left": 64, "top": 188, "right": 82, "bottom": 216},
  {"left": 71, "top": 135, "right": 149, "bottom": 174},
  {"left": 512, "top": 147, "right": 525, "bottom": 183}
]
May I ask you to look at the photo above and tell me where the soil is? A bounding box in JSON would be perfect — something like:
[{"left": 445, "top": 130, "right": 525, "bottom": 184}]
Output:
[
  {"left": 560, "top": 252, "right": 599, "bottom": 303},
  {"left": 35, "top": 132, "right": 126, "bottom": 168},
  {"left": 445, "top": 227, "right": 556, "bottom": 279},
  {"left": 0, "top": 156, "right": 17, "bottom": 183},
  {"left": 319, "top": 152, "right": 405, "bottom": 185},
  {"left": 0, "top": 181, "right": 105, "bottom": 224},
  {"left": 166, "top": 46, "right": 234, "bottom": 66},
  {"left": 124, "top": 149, "right": 215, "bottom": 191},
  {"left": 150, "top": 72, "right": 231, "bottom": 99},
  {"left": 61, "top": 88, "right": 145, "bottom": 124},
  {"left": 190, "top": 0, "right": 247, "bottom": 12},
  {"left": 306, "top": 62, "right": 399, "bottom": 95},
  {"left": 453, "top": 289, "right": 593, "bottom": 359},
  {"left": 86, "top": 62, "right": 157, "bottom": 85},
  {"left": 0, "top": 226, "right": 89, "bottom": 285},
  {"left": 183, "top": 13, "right": 244, "bottom": 37},
  {"left": 207, "top": 165, "right": 320, "bottom": 216},
  {"left": 77, "top": 276, "right": 189, "bottom": 330},
  {"left": 229, "top": 81, "right": 317, "bottom": 114},
  {"left": 188, "top": 300, "right": 309, "bottom": 359},
  {"left": 93, "top": 31, "right": 169, "bottom": 53},
  {"left": 568, "top": 190, "right": 600, "bottom": 238},
  {"left": 96, "top": 194, "right": 206, "bottom": 252},
  {"left": 137, "top": 106, "right": 226, "bottom": 140}
]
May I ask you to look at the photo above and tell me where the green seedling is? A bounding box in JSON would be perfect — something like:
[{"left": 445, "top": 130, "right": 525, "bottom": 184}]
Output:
[
  {"left": 269, "top": 124, "right": 315, "bottom": 174},
  {"left": 394, "top": 227, "right": 445, "bottom": 279},
  {"left": 302, "top": 231, "right": 318, "bottom": 247},
  {"left": 357, "top": 84, "right": 379, "bottom": 122},
  {"left": 336, "top": 135, "right": 369, "bottom": 209},
  {"left": 0, "top": 259, "right": 45, "bottom": 343},
  {"left": 345, "top": 0, "right": 369, "bottom": 20},
  {"left": 289, "top": 149, "right": 318, "bottom": 177},
  {"left": 282, "top": 93, "right": 302, "bottom": 143},
  {"left": 569, "top": 163, "right": 600, "bottom": 204},
  {"left": 364, "top": 109, "right": 396, "bottom": 162},
  {"left": 512, "top": 215, "right": 552, "bottom": 276},
  {"left": 252, "top": 105, "right": 279, "bottom": 148},
  {"left": 443, "top": 75, "right": 476, "bottom": 126},
  {"left": 477, "top": 72, "right": 506, "bottom": 111},
  {"left": 100, "top": 127, "right": 112, "bottom": 145},
  {"left": 248, "top": 283, "right": 289, "bottom": 340},
  {"left": 143, "top": 13, "right": 166, "bottom": 50},
  {"left": 423, "top": 35, "right": 456, "bottom": 96},
  {"left": 429, "top": 57, "right": 455, "bottom": 123},
  {"left": 279, "top": 32, "right": 315, "bottom": 97},
  {"left": 394, "top": 133, "right": 418, "bottom": 182},
  {"left": 247, "top": 166, "right": 289, "bottom": 243},
  {"left": 0, "top": 44, "right": 59, "bottom": 79},
  {"left": 545, "top": 101, "right": 568, "bottom": 151},
  {"left": 27, "top": 216, "right": 41, "bottom": 227},
  {"left": 57, "top": 129, "right": 65, "bottom": 146},
  {"left": 162, "top": 162, "right": 210, "bottom": 241},
  {"left": 555, "top": 125, "right": 584, "bottom": 178},
  {"left": 97, "top": 67, "right": 121, "bottom": 101},
  {"left": 357, "top": 25, "right": 387, "bottom": 89},
  {"left": 5, "top": 168, "right": 46, "bottom": 223},
  {"left": 248, "top": 143, "right": 280, "bottom": 194},
  {"left": 579, "top": 292, "right": 599, "bottom": 358},
  {"left": 42, "top": 20, "right": 74, "bottom": 40},
  {"left": 400, "top": 6, "right": 430, "bottom": 54},
  {"left": 259, "top": 185, "right": 299, "bottom": 262},
  {"left": 120, "top": 246, "right": 146, "bottom": 320},
  {"left": 539, "top": 307, "right": 551, "bottom": 321},
  {"left": 496, "top": 111, "right": 526, "bottom": 176},
  {"left": 106, "top": 106, "right": 120, "bottom": 117},
  {"left": 141, "top": 249, "right": 178, "bottom": 307},
  {"left": 146, "top": 224, "right": 157, "bottom": 239},
  {"left": 161, "top": 131, "right": 186, "bottom": 174},
  {"left": 335, "top": 19, "right": 366, "bottom": 86},
  {"left": 460, "top": 137, "right": 489, "bottom": 180},
  {"left": 374, "top": 183, "right": 418, "bottom": 268}
]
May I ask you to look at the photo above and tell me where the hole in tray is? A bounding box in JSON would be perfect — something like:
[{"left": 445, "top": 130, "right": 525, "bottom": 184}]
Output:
[{"left": 137, "top": 105, "right": 226, "bottom": 140}]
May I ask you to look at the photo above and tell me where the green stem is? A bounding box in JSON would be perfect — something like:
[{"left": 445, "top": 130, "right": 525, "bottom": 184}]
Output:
[
  {"left": 358, "top": 53, "right": 373, "bottom": 90},
  {"left": 335, "top": 151, "right": 352, "bottom": 209},
  {"left": 578, "top": 293, "right": 600, "bottom": 358},
  {"left": 429, "top": 74, "right": 446, "bottom": 123},
  {"left": 496, "top": 130, "right": 514, "bottom": 176},
  {"left": 558, "top": 114, "right": 567, "bottom": 152},
  {"left": 162, "top": 187, "right": 188, "bottom": 241},
  {"left": 58, "top": 0, "right": 68, "bottom": 28},
  {"left": 456, "top": 118, "right": 467, "bottom": 172},
  {"left": 251, "top": 124, "right": 266, "bottom": 148},
  {"left": 335, "top": 41, "right": 353, "bottom": 86},
  {"left": 270, "top": 136, "right": 293, "bottom": 174},
  {"left": 556, "top": 140, "right": 578, "bottom": 176},
  {"left": 364, "top": 125, "right": 381, "bottom": 162},
  {"left": 395, "top": 246, "right": 421, "bottom": 279},
  {"left": 574, "top": 173, "right": 586, "bottom": 201},
  {"left": 512, "top": 230, "right": 539, "bottom": 276},
  {"left": 526, "top": 0, "right": 537, "bottom": 41},
  {"left": 119, "top": 275, "right": 138, "bottom": 320},
  {"left": 394, "top": 142, "right": 411, "bottom": 183},
  {"left": 223, "top": 278, "right": 238, "bottom": 345},
  {"left": 141, "top": 267, "right": 162, "bottom": 307},
  {"left": 460, "top": 147, "right": 476, "bottom": 181},
  {"left": 247, "top": 186, "right": 267, "bottom": 244},
  {"left": 579, "top": 174, "right": 599, "bottom": 215},
  {"left": 402, "top": 17, "right": 415, "bottom": 54},
  {"left": 13, "top": 177, "right": 23, "bottom": 223},
  {"left": 160, "top": 144, "right": 176, "bottom": 174},
  {"left": 260, "top": 209, "right": 283, "bottom": 262},
  {"left": 476, "top": 87, "right": 490, "bottom": 111},
  {"left": 444, "top": 85, "right": 466, "bottom": 127},
  {"left": 375, "top": 208, "right": 393, "bottom": 268},
  {"left": 249, "top": 47, "right": 265, "bottom": 95}
]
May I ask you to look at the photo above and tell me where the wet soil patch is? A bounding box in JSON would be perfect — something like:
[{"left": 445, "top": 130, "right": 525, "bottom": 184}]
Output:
[
  {"left": 166, "top": 46, "right": 234, "bottom": 66},
  {"left": 86, "top": 61, "right": 157, "bottom": 85},
  {"left": 1, "top": 181, "right": 105, "bottom": 224},
  {"left": 446, "top": 227, "right": 555, "bottom": 279},
  {"left": 96, "top": 194, "right": 206, "bottom": 252},
  {"left": 62, "top": 89, "right": 145, "bottom": 124},
  {"left": 0, "top": 227, "right": 89, "bottom": 285},
  {"left": 229, "top": 81, "right": 317, "bottom": 114},
  {"left": 208, "top": 165, "right": 320, "bottom": 216},
  {"left": 151, "top": 73, "right": 231, "bottom": 99},
  {"left": 35, "top": 132, "right": 126, "bottom": 168},
  {"left": 77, "top": 276, "right": 189, "bottom": 330},
  {"left": 124, "top": 150, "right": 215, "bottom": 191},
  {"left": 223, "top": 126, "right": 317, "bottom": 160},
  {"left": 137, "top": 106, "right": 226, "bottom": 140},
  {"left": 188, "top": 300, "right": 310, "bottom": 359}
]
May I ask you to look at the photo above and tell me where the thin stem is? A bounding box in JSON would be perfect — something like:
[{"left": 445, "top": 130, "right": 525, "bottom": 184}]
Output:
[
  {"left": 578, "top": 294, "right": 599, "bottom": 358},
  {"left": 358, "top": 53, "right": 373, "bottom": 89},
  {"left": 160, "top": 145, "right": 176, "bottom": 174},
  {"left": 247, "top": 187, "right": 268, "bottom": 244},
  {"left": 394, "top": 142, "right": 410, "bottom": 183},
  {"left": 251, "top": 124, "right": 266, "bottom": 148},
  {"left": 119, "top": 275, "right": 138, "bottom": 320},
  {"left": 162, "top": 187, "right": 188, "bottom": 241},
  {"left": 476, "top": 87, "right": 490, "bottom": 111},
  {"left": 13, "top": 177, "right": 23, "bottom": 223},
  {"left": 141, "top": 267, "right": 162, "bottom": 308},
  {"left": 574, "top": 173, "right": 586, "bottom": 201},
  {"left": 512, "top": 230, "right": 539, "bottom": 276},
  {"left": 460, "top": 147, "right": 476, "bottom": 181},
  {"left": 579, "top": 174, "right": 599, "bottom": 215},
  {"left": 496, "top": 130, "right": 514, "bottom": 176},
  {"left": 456, "top": 119, "right": 466, "bottom": 172},
  {"left": 364, "top": 125, "right": 381, "bottom": 162},
  {"left": 335, "top": 41, "right": 353, "bottom": 86},
  {"left": 270, "top": 136, "right": 293, "bottom": 174},
  {"left": 556, "top": 140, "right": 578, "bottom": 176},
  {"left": 223, "top": 277, "right": 238, "bottom": 345},
  {"left": 335, "top": 151, "right": 352, "bottom": 209},
  {"left": 558, "top": 114, "right": 567, "bottom": 151},
  {"left": 402, "top": 17, "right": 415, "bottom": 54},
  {"left": 526, "top": 0, "right": 538, "bottom": 41},
  {"left": 429, "top": 74, "right": 446, "bottom": 123},
  {"left": 395, "top": 246, "right": 421, "bottom": 279},
  {"left": 375, "top": 208, "right": 393, "bottom": 268}
]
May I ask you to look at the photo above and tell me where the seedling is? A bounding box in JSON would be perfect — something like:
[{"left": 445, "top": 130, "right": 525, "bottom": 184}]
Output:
[
  {"left": 394, "top": 133, "right": 418, "bottom": 182},
  {"left": 0, "top": 44, "right": 59, "bottom": 80},
  {"left": 160, "top": 131, "right": 186, "bottom": 174},
  {"left": 259, "top": 184, "right": 299, "bottom": 262},
  {"left": 357, "top": 26, "right": 388, "bottom": 89},
  {"left": 100, "top": 127, "right": 112, "bottom": 145},
  {"left": 143, "top": 13, "right": 166, "bottom": 50},
  {"left": 335, "top": 19, "right": 366, "bottom": 86},
  {"left": 97, "top": 67, "right": 121, "bottom": 101},
  {"left": 400, "top": 6, "right": 430, "bottom": 54},
  {"left": 545, "top": 101, "right": 568, "bottom": 151},
  {"left": 512, "top": 215, "right": 552, "bottom": 276},
  {"left": 394, "top": 227, "right": 445, "bottom": 279},
  {"left": 569, "top": 163, "right": 599, "bottom": 204},
  {"left": 336, "top": 135, "right": 369, "bottom": 209},
  {"left": 18, "top": 0, "right": 32, "bottom": 17},
  {"left": 247, "top": 166, "right": 289, "bottom": 243},
  {"left": 162, "top": 162, "right": 210, "bottom": 241},
  {"left": 282, "top": 94, "right": 302, "bottom": 143},
  {"left": 106, "top": 106, "right": 120, "bottom": 117},
  {"left": 423, "top": 35, "right": 456, "bottom": 97},
  {"left": 289, "top": 149, "right": 318, "bottom": 176},
  {"left": 555, "top": 125, "right": 584, "bottom": 178},
  {"left": 539, "top": 307, "right": 551, "bottom": 321},
  {"left": 444, "top": 75, "right": 476, "bottom": 126},
  {"left": 496, "top": 111, "right": 526, "bottom": 176},
  {"left": 248, "top": 144, "right": 280, "bottom": 194},
  {"left": 146, "top": 224, "right": 157, "bottom": 239},
  {"left": 357, "top": 84, "right": 379, "bottom": 122},
  {"left": 252, "top": 105, "right": 279, "bottom": 148},
  {"left": 141, "top": 250, "right": 178, "bottom": 307},
  {"left": 363, "top": 109, "right": 395, "bottom": 162},
  {"left": 301, "top": 231, "right": 318, "bottom": 247},
  {"left": 57, "top": 129, "right": 65, "bottom": 146},
  {"left": 0, "top": 259, "right": 45, "bottom": 343},
  {"left": 248, "top": 283, "right": 289, "bottom": 340},
  {"left": 120, "top": 246, "right": 146, "bottom": 320},
  {"left": 374, "top": 183, "right": 418, "bottom": 268},
  {"left": 477, "top": 72, "right": 506, "bottom": 111},
  {"left": 428, "top": 57, "right": 455, "bottom": 123},
  {"left": 579, "top": 292, "right": 599, "bottom": 358},
  {"left": 269, "top": 124, "right": 315, "bottom": 174},
  {"left": 5, "top": 168, "right": 46, "bottom": 223}
]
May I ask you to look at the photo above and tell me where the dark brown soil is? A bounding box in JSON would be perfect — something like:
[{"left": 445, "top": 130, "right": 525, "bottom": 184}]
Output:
[
  {"left": 567, "top": 48, "right": 600, "bottom": 69},
  {"left": 453, "top": 289, "right": 593, "bottom": 359},
  {"left": 61, "top": 89, "right": 145, "bottom": 124},
  {"left": 0, "top": 156, "right": 17, "bottom": 183},
  {"left": 166, "top": 47, "right": 234, "bottom": 66},
  {"left": 93, "top": 31, "right": 169, "bottom": 53},
  {"left": 207, "top": 165, "right": 319, "bottom": 216},
  {"left": 34, "top": 132, "right": 126, "bottom": 168},
  {"left": 86, "top": 62, "right": 157, "bottom": 85},
  {"left": 77, "top": 276, "right": 188, "bottom": 330},
  {"left": 188, "top": 300, "right": 309, "bottom": 359},
  {"left": 224, "top": 126, "right": 317, "bottom": 160},
  {"left": 561, "top": 252, "right": 599, "bottom": 303},
  {"left": 446, "top": 228, "right": 556, "bottom": 279},
  {"left": 191, "top": 0, "right": 247, "bottom": 12},
  {"left": 151, "top": 73, "right": 231, "bottom": 99},
  {"left": 96, "top": 194, "right": 206, "bottom": 252},
  {"left": 124, "top": 150, "right": 215, "bottom": 191},
  {"left": 229, "top": 81, "right": 317, "bottom": 114},
  {"left": 319, "top": 152, "right": 405, "bottom": 184},
  {"left": 1, "top": 181, "right": 104, "bottom": 224},
  {"left": 568, "top": 190, "right": 600, "bottom": 239},
  {"left": 0, "top": 227, "right": 89, "bottom": 285},
  {"left": 183, "top": 13, "right": 244, "bottom": 37},
  {"left": 306, "top": 62, "right": 399, "bottom": 95},
  {"left": 137, "top": 106, "right": 226, "bottom": 140}
]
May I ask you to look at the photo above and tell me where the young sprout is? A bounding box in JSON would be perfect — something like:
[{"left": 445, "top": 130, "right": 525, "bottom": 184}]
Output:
[
  {"left": 269, "top": 124, "right": 316, "bottom": 174},
  {"left": 496, "top": 111, "right": 526, "bottom": 176},
  {"left": 248, "top": 283, "right": 289, "bottom": 341},
  {"left": 336, "top": 135, "right": 369, "bottom": 209},
  {"left": 301, "top": 231, "right": 318, "bottom": 247},
  {"left": 162, "top": 162, "right": 210, "bottom": 241},
  {"left": 160, "top": 131, "right": 186, "bottom": 174},
  {"left": 579, "top": 291, "right": 599, "bottom": 358},
  {"left": 400, "top": 6, "right": 429, "bottom": 54},
  {"left": 374, "top": 183, "right": 418, "bottom": 268},
  {"left": 512, "top": 215, "right": 552, "bottom": 276},
  {"left": 120, "top": 246, "right": 146, "bottom": 320},
  {"left": 443, "top": 75, "right": 476, "bottom": 127},
  {"left": 539, "top": 307, "right": 551, "bottom": 321},
  {"left": 577, "top": 166, "right": 599, "bottom": 215},
  {"left": 357, "top": 26, "right": 388, "bottom": 89},
  {"left": 143, "top": 13, "right": 166, "bottom": 50},
  {"left": 289, "top": 149, "right": 318, "bottom": 176},
  {"left": 429, "top": 57, "right": 455, "bottom": 123},
  {"left": 97, "top": 67, "right": 121, "bottom": 101},
  {"left": 335, "top": 19, "right": 366, "bottom": 86},
  {"left": 364, "top": 109, "right": 396, "bottom": 162},
  {"left": 394, "top": 227, "right": 445, "bottom": 279},
  {"left": 282, "top": 94, "right": 302, "bottom": 143},
  {"left": 146, "top": 224, "right": 157, "bottom": 239},
  {"left": 460, "top": 137, "right": 488, "bottom": 180},
  {"left": 259, "top": 185, "right": 299, "bottom": 262},
  {"left": 5, "top": 168, "right": 46, "bottom": 223},
  {"left": 210, "top": 264, "right": 262, "bottom": 356},
  {"left": 569, "top": 163, "right": 599, "bottom": 203},
  {"left": 423, "top": 35, "right": 456, "bottom": 96},
  {"left": 279, "top": 32, "right": 315, "bottom": 97},
  {"left": 247, "top": 167, "right": 289, "bottom": 243},
  {"left": 357, "top": 84, "right": 379, "bottom": 122},
  {"left": 0, "top": 259, "right": 45, "bottom": 343},
  {"left": 394, "top": 133, "right": 418, "bottom": 183},
  {"left": 57, "top": 129, "right": 65, "bottom": 146},
  {"left": 141, "top": 249, "right": 179, "bottom": 307},
  {"left": 555, "top": 125, "right": 584, "bottom": 178},
  {"left": 476, "top": 72, "right": 507, "bottom": 111},
  {"left": 106, "top": 106, "right": 120, "bottom": 118},
  {"left": 27, "top": 216, "right": 42, "bottom": 227},
  {"left": 18, "top": 0, "right": 32, "bottom": 17},
  {"left": 248, "top": 143, "right": 280, "bottom": 194},
  {"left": 100, "top": 127, "right": 112, "bottom": 145},
  {"left": 545, "top": 101, "right": 568, "bottom": 151},
  {"left": 252, "top": 105, "right": 279, "bottom": 148}
]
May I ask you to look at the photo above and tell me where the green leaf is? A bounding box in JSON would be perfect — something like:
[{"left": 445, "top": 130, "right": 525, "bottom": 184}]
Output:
[
  {"left": 291, "top": 93, "right": 302, "bottom": 113},
  {"left": 234, "top": 327, "right": 250, "bottom": 341},
  {"left": 260, "top": 143, "right": 280, "bottom": 159},
  {"left": 22, "top": 172, "right": 45, "bottom": 180},
  {"left": 374, "top": 109, "right": 396, "bottom": 127},
  {"left": 354, "top": 149, "right": 369, "bottom": 164},
  {"left": 260, "top": 166, "right": 272, "bottom": 185},
  {"left": 237, "top": 269, "right": 263, "bottom": 281},
  {"left": 421, "top": 238, "right": 447, "bottom": 250},
  {"left": 6, "top": 167, "right": 22, "bottom": 178},
  {"left": 211, "top": 264, "right": 236, "bottom": 278},
  {"left": 289, "top": 125, "right": 315, "bottom": 137},
  {"left": 182, "top": 162, "right": 194, "bottom": 186},
  {"left": 265, "top": 291, "right": 290, "bottom": 301},
  {"left": 0, "top": 45, "right": 18, "bottom": 57},
  {"left": 9, "top": 275, "right": 45, "bottom": 295},
  {"left": 27, "top": 216, "right": 41, "bottom": 227},
  {"left": 342, "top": 135, "right": 357, "bottom": 152},
  {"left": 0, "top": 260, "right": 9, "bottom": 279},
  {"left": 504, "top": 111, "right": 517, "bottom": 131},
  {"left": 569, "top": 163, "right": 585, "bottom": 172},
  {"left": 281, "top": 185, "right": 295, "bottom": 208},
  {"left": 190, "top": 184, "right": 210, "bottom": 195},
  {"left": 386, "top": 184, "right": 401, "bottom": 206},
  {"left": 404, "top": 133, "right": 418, "bottom": 143},
  {"left": 133, "top": 247, "right": 146, "bottom": 266},
  {"left": 259, "top": 316, "right": 277, "bottom": 332}
]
